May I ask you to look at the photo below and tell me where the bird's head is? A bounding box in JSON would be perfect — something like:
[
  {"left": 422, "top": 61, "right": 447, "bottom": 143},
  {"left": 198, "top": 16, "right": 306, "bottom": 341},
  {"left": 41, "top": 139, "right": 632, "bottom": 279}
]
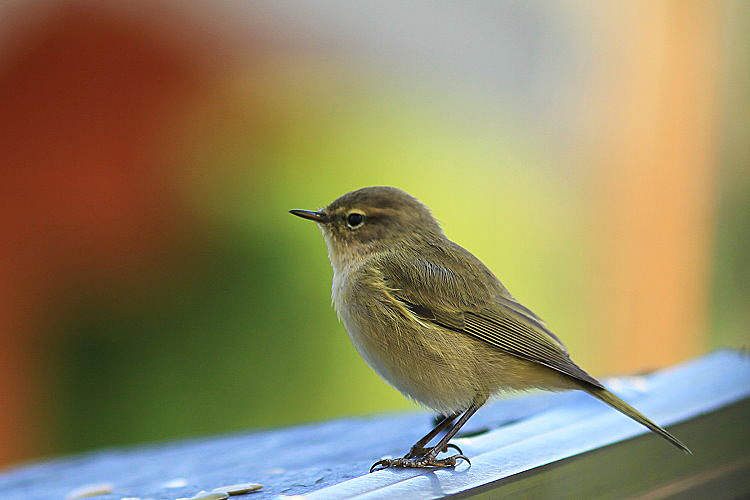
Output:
[{"left": 290, "top": 186, "right": 443, "bottom": 269}]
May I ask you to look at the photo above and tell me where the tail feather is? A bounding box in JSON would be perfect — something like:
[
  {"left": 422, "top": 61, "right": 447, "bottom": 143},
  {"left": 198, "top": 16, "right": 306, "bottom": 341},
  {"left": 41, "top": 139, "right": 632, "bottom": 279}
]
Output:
[{"left": 585, "top": 386, "right": 692, "bottom": 454}]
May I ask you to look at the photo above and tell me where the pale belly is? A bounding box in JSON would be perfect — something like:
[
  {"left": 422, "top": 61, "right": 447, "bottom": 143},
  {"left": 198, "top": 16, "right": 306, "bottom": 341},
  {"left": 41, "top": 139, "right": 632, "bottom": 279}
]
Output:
[
  {"left": 332, "top": 268, "right": 465, "bottom": 410},
  {"left": 338, "top": 307, "right": 479, "bottom": 411},
  {"left": 331, "top": 268, "right": 572, "bottom": 412}
]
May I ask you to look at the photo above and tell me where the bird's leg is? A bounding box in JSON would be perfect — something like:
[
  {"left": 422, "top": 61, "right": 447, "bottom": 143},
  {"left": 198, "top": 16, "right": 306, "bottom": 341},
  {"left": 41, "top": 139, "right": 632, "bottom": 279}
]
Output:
[
  {"left": 370, "top": 401, "right": 483, "bottom": 471},
  {"left": 403, "top": 412, "right": 461, "bottom": 459}
]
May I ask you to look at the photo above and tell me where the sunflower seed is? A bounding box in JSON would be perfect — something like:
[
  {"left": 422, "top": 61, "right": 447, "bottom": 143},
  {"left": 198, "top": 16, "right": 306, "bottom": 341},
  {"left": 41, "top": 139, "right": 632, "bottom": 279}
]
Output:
[
  {"left": 212, "top": 482, "right": 263, "bottom": 495},
  {"left": 190, "top": 492, "right": 229, "bottom": 500},
  {"left": 65, "top": 482, "right": 114, "bottom": 499}
]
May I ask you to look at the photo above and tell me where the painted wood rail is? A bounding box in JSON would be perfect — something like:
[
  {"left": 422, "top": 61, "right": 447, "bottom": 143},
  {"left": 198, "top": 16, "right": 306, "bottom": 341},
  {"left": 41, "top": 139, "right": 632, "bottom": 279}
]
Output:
[{"left": 1, "top": 350, "right": 747, "bottom": 500}]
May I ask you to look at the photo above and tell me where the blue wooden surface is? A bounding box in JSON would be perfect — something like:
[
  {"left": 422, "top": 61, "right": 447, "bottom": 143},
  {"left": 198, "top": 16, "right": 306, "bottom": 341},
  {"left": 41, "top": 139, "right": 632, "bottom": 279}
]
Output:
[{"left": 0, "top": 350, "right": 748, "bottom": 500}]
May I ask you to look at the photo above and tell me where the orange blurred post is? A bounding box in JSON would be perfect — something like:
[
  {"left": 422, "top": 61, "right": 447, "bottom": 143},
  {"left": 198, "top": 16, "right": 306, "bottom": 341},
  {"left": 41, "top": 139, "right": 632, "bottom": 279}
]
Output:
[{"left": 590, "top": 1, "right": 720, "bottom": 374}]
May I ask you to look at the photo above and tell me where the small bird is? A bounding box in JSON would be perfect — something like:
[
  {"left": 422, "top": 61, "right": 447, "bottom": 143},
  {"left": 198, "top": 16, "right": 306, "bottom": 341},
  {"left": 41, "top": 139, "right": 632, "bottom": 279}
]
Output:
[{"left": 290, "top": 186, "right": 690, "bottom": 471}]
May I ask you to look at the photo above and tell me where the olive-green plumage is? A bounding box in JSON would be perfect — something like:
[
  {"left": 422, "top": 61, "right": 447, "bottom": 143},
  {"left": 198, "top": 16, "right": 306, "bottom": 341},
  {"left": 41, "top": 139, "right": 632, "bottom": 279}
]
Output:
[{"left": 290, "top": 186, "right": 690, "bottom": 469}]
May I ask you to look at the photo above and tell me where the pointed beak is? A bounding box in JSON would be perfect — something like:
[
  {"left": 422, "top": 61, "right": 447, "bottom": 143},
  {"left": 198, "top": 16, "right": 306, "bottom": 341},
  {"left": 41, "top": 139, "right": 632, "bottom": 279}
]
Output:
[{"left": 289, "top": 209, "right": 330, "bottom": 223}]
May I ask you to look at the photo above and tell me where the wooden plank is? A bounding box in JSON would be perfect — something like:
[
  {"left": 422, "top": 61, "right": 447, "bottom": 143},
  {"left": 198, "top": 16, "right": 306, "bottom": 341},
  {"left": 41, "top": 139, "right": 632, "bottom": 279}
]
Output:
[
  {"left": 307, "top": 350, "right": 749, "bottom": 499},
  {"left": 0, "top": 350, "right": 747, "bottom": 500},
  {"left": 461, "top": 400, "right": 750, "bottom": 499}
]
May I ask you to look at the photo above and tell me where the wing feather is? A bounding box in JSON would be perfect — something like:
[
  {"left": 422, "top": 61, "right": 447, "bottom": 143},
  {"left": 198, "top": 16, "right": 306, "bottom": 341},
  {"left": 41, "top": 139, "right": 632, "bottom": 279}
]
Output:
[{"left": 381, "top": 254, "right": 603, "bottom": 389}]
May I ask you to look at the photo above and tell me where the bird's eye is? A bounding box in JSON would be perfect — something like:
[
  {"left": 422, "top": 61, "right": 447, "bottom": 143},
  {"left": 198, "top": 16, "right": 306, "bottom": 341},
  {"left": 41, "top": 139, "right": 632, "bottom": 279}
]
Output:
[{"left": 346, "top": 212, "right": 365, "bottom": 228}]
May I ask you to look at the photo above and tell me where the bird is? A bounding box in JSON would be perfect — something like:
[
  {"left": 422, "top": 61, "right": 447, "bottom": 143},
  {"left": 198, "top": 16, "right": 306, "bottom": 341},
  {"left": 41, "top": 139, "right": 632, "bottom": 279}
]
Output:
[{"left": 289, "top": 186, "right": 690, "bottom": 471}]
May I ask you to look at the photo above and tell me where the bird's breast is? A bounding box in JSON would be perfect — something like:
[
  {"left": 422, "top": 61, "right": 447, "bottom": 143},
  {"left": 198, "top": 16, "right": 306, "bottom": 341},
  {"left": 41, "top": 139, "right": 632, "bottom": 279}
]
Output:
[{"left": 329, "top": 263, "right": 481, "bottom": 412}]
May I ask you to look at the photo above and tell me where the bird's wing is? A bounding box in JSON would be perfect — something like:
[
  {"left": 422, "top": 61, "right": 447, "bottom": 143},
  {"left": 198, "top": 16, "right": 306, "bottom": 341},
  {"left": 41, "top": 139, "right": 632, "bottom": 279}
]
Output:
[{"left": 377, "top": 254, "right": 603, "bottom": 389}]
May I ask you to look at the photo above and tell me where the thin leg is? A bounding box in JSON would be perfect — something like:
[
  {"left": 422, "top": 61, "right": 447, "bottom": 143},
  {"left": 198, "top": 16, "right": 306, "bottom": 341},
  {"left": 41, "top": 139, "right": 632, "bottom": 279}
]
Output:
[
  {"left": 404, "top": 411, "right": 460, "bottom": 459},
  {"left": 370, "top": 401, "right": 484, "bottom": 471},
  {"left": 427, "top": 403, "right": 481, "bottom": 458}
]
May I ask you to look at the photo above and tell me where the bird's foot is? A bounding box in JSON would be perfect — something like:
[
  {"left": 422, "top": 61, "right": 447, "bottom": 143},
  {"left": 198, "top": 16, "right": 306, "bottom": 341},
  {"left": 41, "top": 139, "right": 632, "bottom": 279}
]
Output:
[
  {"left": 370, "top": 452, "right": 470, "bottom": 472},
  {"left": 404, "top": 443, "right": 462, "bottom": 459}
]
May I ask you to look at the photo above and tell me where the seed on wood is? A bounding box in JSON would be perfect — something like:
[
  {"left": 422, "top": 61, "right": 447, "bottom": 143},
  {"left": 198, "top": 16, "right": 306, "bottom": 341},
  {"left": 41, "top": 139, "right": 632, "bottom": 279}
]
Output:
[
  {"left": 212, "top": 482, "right": 263, "bottom": 495},
  {"left": 190, "top": 492, "right": 229, "bottom": 500},
  {"left": 65, "top": 482, "right": 114, "bottom": 499}
]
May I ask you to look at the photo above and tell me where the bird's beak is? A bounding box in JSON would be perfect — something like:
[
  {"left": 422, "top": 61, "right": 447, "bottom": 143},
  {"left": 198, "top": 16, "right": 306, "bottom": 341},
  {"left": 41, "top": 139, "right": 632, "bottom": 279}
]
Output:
[{"left": 289, "top": 209, "right": 330, "bottom": 223}]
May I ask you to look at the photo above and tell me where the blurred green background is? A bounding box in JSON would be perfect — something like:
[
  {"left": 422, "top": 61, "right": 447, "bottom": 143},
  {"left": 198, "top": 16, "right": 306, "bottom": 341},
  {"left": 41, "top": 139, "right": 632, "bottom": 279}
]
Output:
[{"left": 0, "top": 1, "right": 747, "bottom": 467}]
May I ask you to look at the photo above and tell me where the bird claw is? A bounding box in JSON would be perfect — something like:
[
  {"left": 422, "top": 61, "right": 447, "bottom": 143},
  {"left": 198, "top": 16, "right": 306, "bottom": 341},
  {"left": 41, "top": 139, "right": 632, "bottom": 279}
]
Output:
[
  {"left": 444, "top": 443, "right": 464, "bottom": 455},
  {"left": 369, "top": 453, "right": 470, "bottom": 472}
]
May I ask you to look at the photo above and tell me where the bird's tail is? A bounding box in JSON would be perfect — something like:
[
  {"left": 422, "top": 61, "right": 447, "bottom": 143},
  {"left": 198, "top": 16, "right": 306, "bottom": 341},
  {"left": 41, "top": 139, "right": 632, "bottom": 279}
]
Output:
[{"left": 585, "top": 386, "right": 692, "bottom": 454}]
